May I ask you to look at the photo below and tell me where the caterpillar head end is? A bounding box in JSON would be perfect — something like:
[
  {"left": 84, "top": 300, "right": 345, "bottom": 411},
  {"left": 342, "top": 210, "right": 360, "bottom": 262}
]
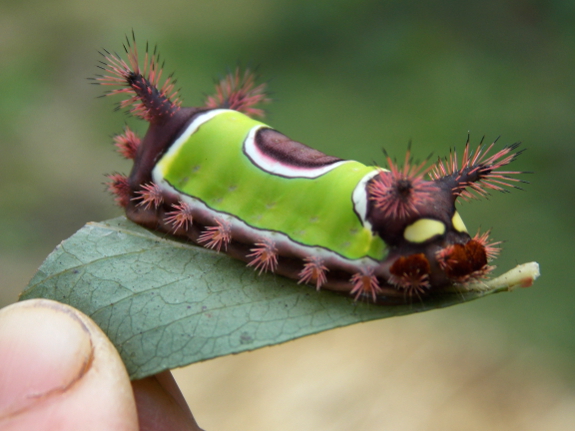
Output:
[{"left": 367, "top": 139, "right": 524, "bottom": 293}]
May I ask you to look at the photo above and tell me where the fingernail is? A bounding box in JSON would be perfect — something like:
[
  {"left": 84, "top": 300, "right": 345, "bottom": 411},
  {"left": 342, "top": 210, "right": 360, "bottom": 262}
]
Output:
[{"left": 0, "top": 299, "right": 94, "bottom": 418}]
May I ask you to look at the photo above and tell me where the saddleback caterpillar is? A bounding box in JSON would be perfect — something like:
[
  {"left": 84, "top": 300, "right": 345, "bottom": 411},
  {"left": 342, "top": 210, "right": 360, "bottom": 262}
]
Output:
[{"left": 95, "top": 35, "right": 526, "bottom": 304}]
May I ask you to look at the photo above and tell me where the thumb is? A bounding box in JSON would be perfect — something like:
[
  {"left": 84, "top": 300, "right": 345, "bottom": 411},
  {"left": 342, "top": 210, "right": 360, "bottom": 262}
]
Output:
[{"left": 0, "top": 299, "right": 138, "bottom": 431}]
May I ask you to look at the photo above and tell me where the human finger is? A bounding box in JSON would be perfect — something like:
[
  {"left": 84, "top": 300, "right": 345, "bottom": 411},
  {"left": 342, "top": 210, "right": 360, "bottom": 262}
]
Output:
[
  {"left": 132, "top": 371, "right": 203, "bottom": 431},
  {"left": 0, "top": 299, "right": 138, "bottom": 431}
]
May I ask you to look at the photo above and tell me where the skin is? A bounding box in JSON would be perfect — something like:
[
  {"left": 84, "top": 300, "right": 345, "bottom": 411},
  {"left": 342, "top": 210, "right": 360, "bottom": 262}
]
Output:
[{"left": 0, "top": 299, "right": 202, "bottom": 431}]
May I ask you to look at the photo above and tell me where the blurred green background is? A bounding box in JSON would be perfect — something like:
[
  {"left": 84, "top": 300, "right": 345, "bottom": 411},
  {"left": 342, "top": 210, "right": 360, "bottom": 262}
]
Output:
[{"left": 1, "top": 0, "right": 574, "bottom": 429}]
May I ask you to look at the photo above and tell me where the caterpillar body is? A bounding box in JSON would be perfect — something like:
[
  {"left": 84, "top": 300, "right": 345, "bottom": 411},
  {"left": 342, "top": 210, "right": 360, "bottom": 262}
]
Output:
[{"left": 96, "top": 36, "right": 525, "bottom": 304}]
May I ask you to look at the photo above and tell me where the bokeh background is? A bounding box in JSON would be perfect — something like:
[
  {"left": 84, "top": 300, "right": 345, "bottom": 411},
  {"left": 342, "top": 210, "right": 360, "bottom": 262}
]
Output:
[{"left": 1, "top": 0, "right": 574, "bottom": 429}]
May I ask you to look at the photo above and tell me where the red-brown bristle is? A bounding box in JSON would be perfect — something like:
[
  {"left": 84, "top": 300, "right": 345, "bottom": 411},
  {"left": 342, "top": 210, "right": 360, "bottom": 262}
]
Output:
[
  {"left": 93, "top": 32, "right": 181, "bottom": 121},
  {"left": 350, "top": 270, "right": 382, "bottom": 302},
  {"left": 436, "top": 237, "right": 494, "bottom": 283},
  {"left": 204, "top": 67, "right": 270, "bottom": 118},
  {"left": 368, "top": 151, "right": 437, "bottom": 221},
  {"left": 430, "top": 138, "right": 525, "bottom": 201},
  {"left": 298, "top": 256, "right": 329, "bottom": 290},
  {"left": 164, "top": 201, "right": 194, "bottom": 232},
  {"left": 105, "top": 173, "right": 131, "bottom": 208},
  {"left": 247, "top": 239, "right": 278, "bottom": 274},
  {"left": 389, "top": 253, "right": 431, "bottom": 296},
  {"left": 113, "top": 126, "right": 141, "bottom": 159},
  {"left": 197, "top": 219, "right": 232, "bottom": 252},
  {"left": 471, "top": 230, "right": 501, "bottom": 262},
  {"left": 133, "top": 182, "right": 164, "bottom": 210}
]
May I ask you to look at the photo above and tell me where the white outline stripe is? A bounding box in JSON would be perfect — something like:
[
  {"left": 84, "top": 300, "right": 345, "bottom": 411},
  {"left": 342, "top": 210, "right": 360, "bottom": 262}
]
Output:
[
  {"left": 352, "top": 170, "right": 382, "bottom": 231},
  {"left": 155, "top": 109, "right": 229, "bottom": 170},
  {"left": 243, "top": 126, "right": 350, "bottom": 178}
]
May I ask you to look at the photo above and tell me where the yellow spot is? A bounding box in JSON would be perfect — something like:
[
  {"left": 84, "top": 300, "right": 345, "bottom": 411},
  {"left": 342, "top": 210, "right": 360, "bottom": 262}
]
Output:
[
  {"left": 404, "top": 218, "right": 446, "bottom": 243},
  {"left": 452, "top": 211, "right": 468, "bottom": 233}
]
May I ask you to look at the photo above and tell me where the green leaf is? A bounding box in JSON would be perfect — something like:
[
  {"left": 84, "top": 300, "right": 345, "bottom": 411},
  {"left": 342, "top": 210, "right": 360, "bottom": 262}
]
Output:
[{"left": 20, "top": 217, "right": 539, "bottom": 379}]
